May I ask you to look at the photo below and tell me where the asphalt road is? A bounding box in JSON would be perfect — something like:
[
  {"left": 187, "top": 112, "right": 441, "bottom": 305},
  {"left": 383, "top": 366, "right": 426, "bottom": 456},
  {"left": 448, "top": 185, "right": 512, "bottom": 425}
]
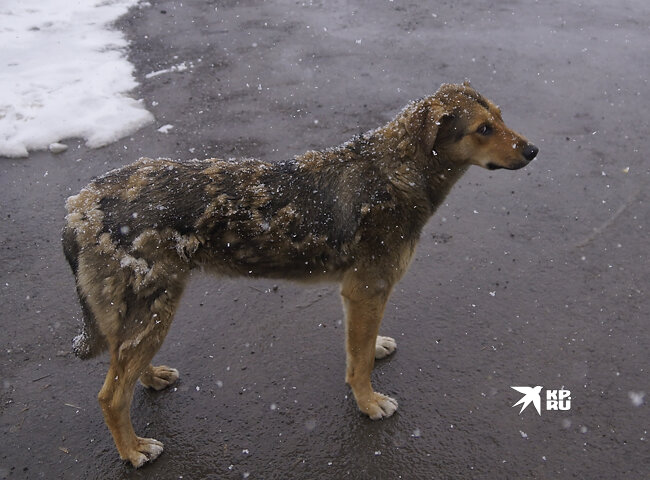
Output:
[{"left": 1, "top": 0, "right": 648, "bottom": 478}]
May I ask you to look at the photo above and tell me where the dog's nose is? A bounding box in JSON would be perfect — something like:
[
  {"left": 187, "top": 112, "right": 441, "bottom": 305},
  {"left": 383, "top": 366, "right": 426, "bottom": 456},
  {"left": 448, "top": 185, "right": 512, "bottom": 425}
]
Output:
[{"left": 523, "top": 144, "right": 539, "bottom": 161}]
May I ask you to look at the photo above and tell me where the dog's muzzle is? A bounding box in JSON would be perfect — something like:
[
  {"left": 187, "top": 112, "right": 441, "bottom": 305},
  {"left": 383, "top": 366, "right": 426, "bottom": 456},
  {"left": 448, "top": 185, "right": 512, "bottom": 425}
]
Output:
[{"left": 486, "top": 143, "right": 539, "bottom": 170}]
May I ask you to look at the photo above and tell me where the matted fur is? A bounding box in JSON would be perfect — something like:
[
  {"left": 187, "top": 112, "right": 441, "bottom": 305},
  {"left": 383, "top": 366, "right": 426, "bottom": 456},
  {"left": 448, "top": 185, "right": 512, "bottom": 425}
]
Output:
[{"left": 63, "top": 83, "right": 537, "bottom": 467}]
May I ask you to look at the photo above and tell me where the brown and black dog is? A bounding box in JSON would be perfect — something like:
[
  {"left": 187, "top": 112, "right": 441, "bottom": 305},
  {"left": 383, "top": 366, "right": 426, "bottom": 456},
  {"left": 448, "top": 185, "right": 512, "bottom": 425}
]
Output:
[{"left": 62, "top": 82, "right": 538, "bottom": 467}]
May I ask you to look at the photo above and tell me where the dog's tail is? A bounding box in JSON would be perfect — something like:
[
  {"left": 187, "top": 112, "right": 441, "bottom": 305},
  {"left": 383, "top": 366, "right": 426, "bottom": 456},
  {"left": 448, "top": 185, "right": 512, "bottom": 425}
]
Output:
[{"left": 62, "top": 223, "right": 108, "bottom": 359}]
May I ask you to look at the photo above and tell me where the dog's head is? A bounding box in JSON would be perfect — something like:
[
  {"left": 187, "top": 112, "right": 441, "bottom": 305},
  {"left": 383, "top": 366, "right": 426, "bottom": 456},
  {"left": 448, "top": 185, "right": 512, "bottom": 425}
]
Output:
[{"left": 406, "top": 82, "right": 538, "bottom": 170}]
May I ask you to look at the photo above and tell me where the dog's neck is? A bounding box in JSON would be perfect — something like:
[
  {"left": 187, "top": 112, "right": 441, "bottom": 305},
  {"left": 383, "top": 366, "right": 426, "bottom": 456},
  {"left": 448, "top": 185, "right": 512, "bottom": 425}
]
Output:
[
  {"left": 361, "top": 124, "right": 470, "bottom": 216},
  {"left": 421, "top": 153, "right": 469, "bottom": 213}
]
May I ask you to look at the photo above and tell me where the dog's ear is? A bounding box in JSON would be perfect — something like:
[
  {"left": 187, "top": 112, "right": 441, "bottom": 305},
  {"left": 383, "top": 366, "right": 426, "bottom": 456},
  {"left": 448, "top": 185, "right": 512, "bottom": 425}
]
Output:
[{"left": 402, "top": 98, "right": 450, "bottom": 153}]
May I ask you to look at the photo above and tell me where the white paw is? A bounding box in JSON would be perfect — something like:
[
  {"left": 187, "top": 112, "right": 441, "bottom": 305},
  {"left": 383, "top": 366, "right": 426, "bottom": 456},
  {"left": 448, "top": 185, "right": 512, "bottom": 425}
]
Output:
[
  {"left": 140, "top": 365, "right": 179, "bottom": 390},
  {"left": 128, "top": 437, "right": 164, "bottom": 468},
  {"left": 375, "top": 336, "right": 397, "bottom": 359},
  {"left": 365, "top": 392, "right": 399, "bottom": 420}
]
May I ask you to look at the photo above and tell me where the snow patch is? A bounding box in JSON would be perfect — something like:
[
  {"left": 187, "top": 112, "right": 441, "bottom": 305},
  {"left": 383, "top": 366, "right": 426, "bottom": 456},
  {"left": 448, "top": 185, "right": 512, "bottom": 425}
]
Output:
[
  {"left": 48, "top": 142, "right": 68, "bottom": 154},
  {"left": 0, "top": 0, "right": 154, "bottom": 158},
  {"left": 145, "top": 60, "right": 193, "bottom": 79}
]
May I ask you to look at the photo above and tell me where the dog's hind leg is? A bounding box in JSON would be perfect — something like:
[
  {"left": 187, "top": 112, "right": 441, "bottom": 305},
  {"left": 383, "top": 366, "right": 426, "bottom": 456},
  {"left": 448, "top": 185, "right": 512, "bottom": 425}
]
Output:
[
  {"left": 341, "top": 273, "right": 398, "bottom": 420},
  {"left": 99, "top": 347, "right": 165, "bottom": 468},
  {"left": 97, "top": 283, "right": 185, "bottom": 468}
]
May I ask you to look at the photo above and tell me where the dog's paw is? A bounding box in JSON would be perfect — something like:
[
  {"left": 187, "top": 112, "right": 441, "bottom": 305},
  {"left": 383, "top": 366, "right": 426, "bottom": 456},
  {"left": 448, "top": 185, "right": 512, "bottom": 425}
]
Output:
[
  {"left": 375, "top": 336, "right": 397, "bottom": 359},
  {"left": 360, "top": 392, "right": 399, "bottom": 420},
  {"left": 126, "top": 437, "right": 164, "bottom": 468},
  {"left": 140, "top": 365, "right": 179, "bottom": 391}
]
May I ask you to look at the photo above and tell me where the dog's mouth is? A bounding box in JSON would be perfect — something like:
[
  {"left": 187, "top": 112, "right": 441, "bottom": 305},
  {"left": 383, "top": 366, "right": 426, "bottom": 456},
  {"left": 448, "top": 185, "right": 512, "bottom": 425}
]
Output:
[{"left": 486, "top": 160, "right": 530, "bottom": 171}]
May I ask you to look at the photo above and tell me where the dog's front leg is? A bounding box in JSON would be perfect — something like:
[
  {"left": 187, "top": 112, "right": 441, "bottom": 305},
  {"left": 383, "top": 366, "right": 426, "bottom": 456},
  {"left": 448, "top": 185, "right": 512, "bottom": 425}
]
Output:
[{"left": 341, "top": 274, "right": 398, "bottom": 419}]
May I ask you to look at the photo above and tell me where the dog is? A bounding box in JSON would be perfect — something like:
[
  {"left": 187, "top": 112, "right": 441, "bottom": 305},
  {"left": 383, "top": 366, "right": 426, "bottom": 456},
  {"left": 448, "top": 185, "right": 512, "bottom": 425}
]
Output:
[{"left": 62, "top": 82, "right": 538, "bottom": 467}]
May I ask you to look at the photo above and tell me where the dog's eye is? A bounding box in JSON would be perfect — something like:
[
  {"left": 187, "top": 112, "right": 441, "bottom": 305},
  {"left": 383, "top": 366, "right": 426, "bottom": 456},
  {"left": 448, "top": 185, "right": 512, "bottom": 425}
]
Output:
[{"left": 477, "top": 124, "right": 492, "bottom": 136}]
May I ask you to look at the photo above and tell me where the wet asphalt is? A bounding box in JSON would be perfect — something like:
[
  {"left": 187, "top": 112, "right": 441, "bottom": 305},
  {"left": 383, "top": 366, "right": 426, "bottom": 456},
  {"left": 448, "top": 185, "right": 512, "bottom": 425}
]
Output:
[{"left": 1, "top": 0, "right": 648, "bottom": 478}]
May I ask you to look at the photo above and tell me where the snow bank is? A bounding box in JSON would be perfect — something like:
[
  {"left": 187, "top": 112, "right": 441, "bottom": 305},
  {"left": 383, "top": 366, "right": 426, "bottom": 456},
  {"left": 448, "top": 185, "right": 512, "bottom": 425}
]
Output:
[{"left": 0, "top": 0, "right": 153, "bottom": 158}]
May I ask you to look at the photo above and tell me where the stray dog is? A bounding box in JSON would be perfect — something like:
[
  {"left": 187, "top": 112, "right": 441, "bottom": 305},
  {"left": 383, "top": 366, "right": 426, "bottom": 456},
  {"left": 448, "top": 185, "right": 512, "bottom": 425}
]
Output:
[{"left": 62, "top": 82, "right": 538, "bottom": 467}]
